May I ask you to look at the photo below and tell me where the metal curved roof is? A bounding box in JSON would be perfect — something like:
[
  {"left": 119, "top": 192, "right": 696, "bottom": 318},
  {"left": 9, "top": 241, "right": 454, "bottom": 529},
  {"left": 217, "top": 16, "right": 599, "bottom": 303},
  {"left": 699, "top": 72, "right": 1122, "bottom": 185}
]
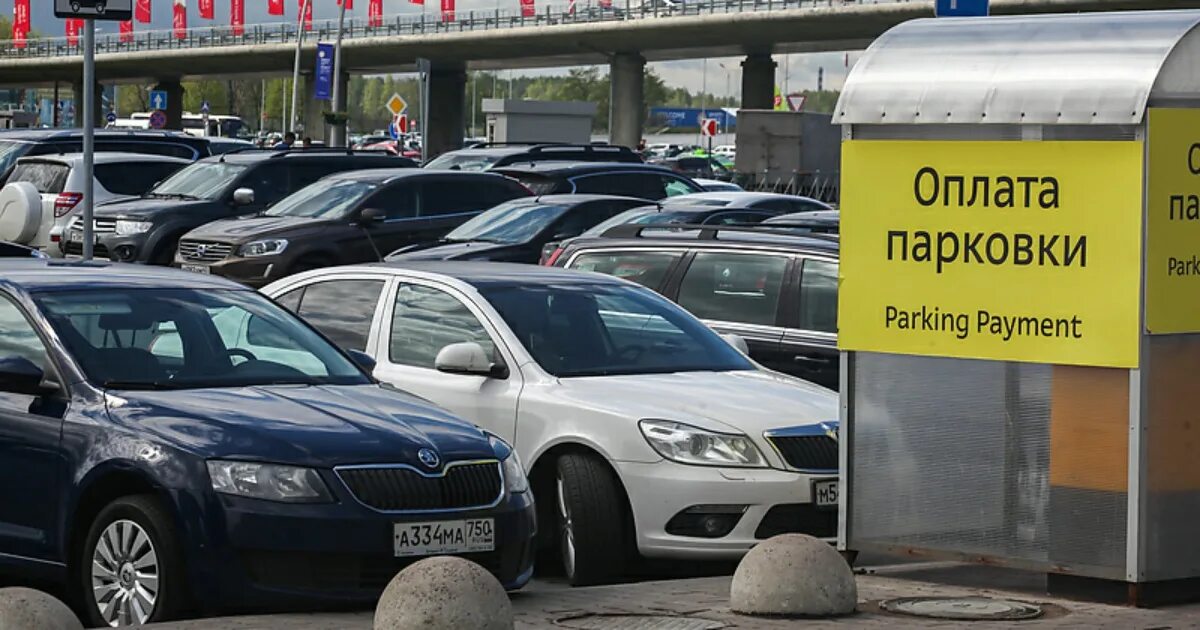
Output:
[{"left": 836, "top": 10, "right": 1200, "bottom": 126}]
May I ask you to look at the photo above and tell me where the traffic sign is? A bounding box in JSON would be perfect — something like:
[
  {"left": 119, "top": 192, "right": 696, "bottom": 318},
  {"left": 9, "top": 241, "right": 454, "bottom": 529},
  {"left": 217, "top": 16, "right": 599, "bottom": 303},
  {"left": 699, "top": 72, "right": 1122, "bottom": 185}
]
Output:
[
  {"left": 396, "top": 114, "right": 409, "bottom": 135},
  {"left": 787, "top": 94, "right": 807, "bottom": 112},
  {"left": 935, "top": 0, "right": 988, "bottom": 17},
  {"left": 386, "top": 93, "right": 408, "bottom": 116},
  {"left": 55, "top": 0, "right": 133, "bottom": 21},
  {"left": 105, "top": 111, "right": 117, "bottom": 124},
  {"left": 148, "top": 110, "right": 167, "bottom": 129},
  {"left": 199, "top": 100, "right": 210, "bottom": 114},
  {"left": 149, "top": 90, "right": 168, "bottom": 111},
  {"left": 700, "top": 118, "right": 718, "bottom": 137},
  {"left": 387, "top": 120, "right": 400, "bottom": 140}
]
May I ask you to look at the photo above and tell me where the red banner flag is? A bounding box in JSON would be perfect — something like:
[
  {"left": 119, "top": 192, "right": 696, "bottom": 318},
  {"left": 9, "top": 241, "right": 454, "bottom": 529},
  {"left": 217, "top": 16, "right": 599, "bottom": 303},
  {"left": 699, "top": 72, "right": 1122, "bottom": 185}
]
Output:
[
  {"left": 120, "top": 20, "right": 135, "bottom": 43},
  {"left": 173, "top": 0, "right": 188, "bottom": 39},
  {"left": 13, "top": 0, "right": 29, "bottom": 49},
  {"left": 230, "top": 0, "right": 245, "bottom": 35},
  {"left": 409, "top": 0, "right": 424, "bottom": 5},
  {"left": 440, "top": 0, "right": 455, "bottom": 22},
  {"left": 199, "top": 0, "right": 214, "bottom": 19},
  {"left": 519, "top": 0, "right": 535, "bottom": 17},
  {"left": 567, "top": 0, "right": 576, "bottom": 14},
  {"left": 136, "top": 0, "right": 152, "bottom": 23},
  {"left": 268, "top": 0, "right": 285, "bottom": 16},
  {"left": 66, "top": 19, "right": 83, "bottom": 46},
  {"left": 598, "top": 0, "right": 612, "bottom": 8},
  {"left": 338, "top": 0, "right": 354, "bottom": 9},
  {"left": 299, "top": 0, "right": 313, "bottom": 30},
  {"left": 369, "top": 0, "right": 384, "bottom": 25}
]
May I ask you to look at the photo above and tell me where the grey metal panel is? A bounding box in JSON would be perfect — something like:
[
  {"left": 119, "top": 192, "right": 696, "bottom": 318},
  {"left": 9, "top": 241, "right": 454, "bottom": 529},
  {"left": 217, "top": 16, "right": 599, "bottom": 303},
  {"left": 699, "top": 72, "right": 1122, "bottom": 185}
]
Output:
[{"left": 837, "top": 10, "right": 1200, "bottom": 126}]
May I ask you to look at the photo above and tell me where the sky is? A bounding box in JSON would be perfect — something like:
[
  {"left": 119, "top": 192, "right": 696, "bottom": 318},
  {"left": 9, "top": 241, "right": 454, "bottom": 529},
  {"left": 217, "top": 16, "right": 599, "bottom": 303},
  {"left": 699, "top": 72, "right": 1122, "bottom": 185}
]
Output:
[{"left": 19, "top": 1, "right": 859, "bottom": 96}]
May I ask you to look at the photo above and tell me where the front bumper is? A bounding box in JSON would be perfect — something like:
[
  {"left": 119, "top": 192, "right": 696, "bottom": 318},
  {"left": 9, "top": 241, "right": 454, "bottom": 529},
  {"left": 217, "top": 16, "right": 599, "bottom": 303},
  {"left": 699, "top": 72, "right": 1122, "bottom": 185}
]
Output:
[
  {"left": 182, "top": 485, "right": 536, "bottom": 614},
  {"left": 614, "top": 460, "right": 835, "bottom": 560},
  {"left": 173, "top": 252, "right": 284, "bottom": 288}
]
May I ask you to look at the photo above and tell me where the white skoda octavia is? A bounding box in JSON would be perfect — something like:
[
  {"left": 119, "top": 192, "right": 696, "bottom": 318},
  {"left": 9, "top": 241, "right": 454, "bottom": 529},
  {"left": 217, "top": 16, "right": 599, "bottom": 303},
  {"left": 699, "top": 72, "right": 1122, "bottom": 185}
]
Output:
[{"left": 262, "top": 262, "right": 839, "bottom": 585}]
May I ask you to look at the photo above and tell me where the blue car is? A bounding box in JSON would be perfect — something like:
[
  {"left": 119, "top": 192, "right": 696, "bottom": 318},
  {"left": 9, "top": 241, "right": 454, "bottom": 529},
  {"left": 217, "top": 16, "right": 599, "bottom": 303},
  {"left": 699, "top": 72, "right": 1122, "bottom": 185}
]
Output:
[{"left": 0, "top": 260, "right": 535, "bottom": 627}]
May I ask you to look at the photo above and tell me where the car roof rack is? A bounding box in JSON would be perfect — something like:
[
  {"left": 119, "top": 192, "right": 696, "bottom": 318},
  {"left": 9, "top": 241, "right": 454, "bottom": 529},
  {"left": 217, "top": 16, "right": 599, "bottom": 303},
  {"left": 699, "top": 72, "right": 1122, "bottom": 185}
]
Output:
[
  {"left": 465, "top": 141, "right": 568, "bottom": 149},
  {"left": 526, "top": 144, "right": 636, "bottom": 155},
  {"left": 600, "top": 223, "right": 841, "bottom": 244}
]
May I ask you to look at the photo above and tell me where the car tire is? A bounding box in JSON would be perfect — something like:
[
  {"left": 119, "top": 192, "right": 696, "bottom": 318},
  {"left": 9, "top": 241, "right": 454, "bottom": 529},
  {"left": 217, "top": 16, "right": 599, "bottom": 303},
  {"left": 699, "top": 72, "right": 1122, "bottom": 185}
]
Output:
[
  {"left": 80, "top": 495, "right": 186, "bottom": 627},
  {"left": 555, "top": 454, "right": 630, "bottom": 586}
]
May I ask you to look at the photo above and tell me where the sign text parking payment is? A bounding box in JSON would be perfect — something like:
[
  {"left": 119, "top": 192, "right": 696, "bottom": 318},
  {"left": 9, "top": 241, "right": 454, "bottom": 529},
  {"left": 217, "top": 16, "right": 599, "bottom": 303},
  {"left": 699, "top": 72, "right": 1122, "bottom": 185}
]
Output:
[{"left": 839, "top": 140, "right": 1143, "bottom": 368}]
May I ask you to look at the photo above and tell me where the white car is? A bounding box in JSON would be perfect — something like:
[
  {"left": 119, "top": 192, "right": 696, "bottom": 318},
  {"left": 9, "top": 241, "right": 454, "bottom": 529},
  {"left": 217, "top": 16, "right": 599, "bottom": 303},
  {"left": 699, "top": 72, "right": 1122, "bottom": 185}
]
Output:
[
  {"left": 0, "top": 152, "right": 189, "bottom": 255},
  {"left": 262, "top": 262, "right": 840, "bottom": 586},
  {"left": 712, "top": 145, "right": 736, "bottom": 158}
]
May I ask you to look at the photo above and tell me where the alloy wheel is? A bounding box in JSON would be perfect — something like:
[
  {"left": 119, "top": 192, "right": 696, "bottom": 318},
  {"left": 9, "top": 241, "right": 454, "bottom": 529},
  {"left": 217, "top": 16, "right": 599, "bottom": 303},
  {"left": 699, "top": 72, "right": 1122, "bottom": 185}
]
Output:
[
  {"left": 91, "top": 519, "right": 160, "bottom": 627},
  {"left": 557, "top": 476, "right": 577, "bottom": 579}
]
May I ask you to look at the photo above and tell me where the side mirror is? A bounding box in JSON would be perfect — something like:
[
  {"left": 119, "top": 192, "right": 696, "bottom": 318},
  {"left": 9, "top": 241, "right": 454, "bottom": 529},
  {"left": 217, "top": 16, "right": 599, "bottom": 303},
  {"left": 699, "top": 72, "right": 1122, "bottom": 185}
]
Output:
[
  {"left": 0, "top": 356, "right": 55, "bottom": 396},
  {"left": 357, "top": 207, "right": 386, "bottom": 226},
  {"left": 232, "top": 188, "right": 256, "bottom": 206},
  {"left": 720, "top": 333, "right": 750, "bottom": 356},
  {"left": 434, "top": 342, "right": 507, "bottom": 378},
  {"left": 345, "top": 348, "right": 377, "bottom": 373}
]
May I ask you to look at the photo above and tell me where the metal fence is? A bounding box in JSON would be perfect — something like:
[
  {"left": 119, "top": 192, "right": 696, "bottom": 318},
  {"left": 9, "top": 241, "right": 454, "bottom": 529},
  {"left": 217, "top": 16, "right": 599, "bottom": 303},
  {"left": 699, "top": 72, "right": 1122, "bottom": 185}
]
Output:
[{"left": 0, "top": 0, "right": 915, "bottom": 59}]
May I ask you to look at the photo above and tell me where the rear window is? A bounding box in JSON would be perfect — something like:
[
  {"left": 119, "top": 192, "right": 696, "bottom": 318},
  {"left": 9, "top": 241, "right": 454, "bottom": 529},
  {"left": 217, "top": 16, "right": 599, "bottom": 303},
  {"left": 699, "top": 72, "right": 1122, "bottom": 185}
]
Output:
[
  {"left": 95, "top": 162, "right": 186, "bottom": 196},
  {"left": 500, "top": 173, "right": 560, "bottom": 196},
  {"left": 27, "top": 140, "right": 202, "bottom": 161},
  {"left": 9, "top": 162, "right": 69, "bottom": 194}
]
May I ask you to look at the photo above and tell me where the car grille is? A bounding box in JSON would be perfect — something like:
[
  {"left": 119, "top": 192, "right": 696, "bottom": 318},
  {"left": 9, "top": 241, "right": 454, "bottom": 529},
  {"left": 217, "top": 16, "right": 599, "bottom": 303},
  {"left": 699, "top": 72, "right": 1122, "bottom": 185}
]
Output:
[
  {"left": 336, "top": 462, "right": 503, "bottom": 512},
  {"left": 242, "top": 549, "right": 506, "bottom": 594},
  {"left": 767, "top": 435, "right": 838, "bottom": 471},
  {"left": 61, "top": 241, "right": 109, "bottom": 258},
  {"left": 68, "top": 217, "right": 117, "bottom": 233},
  {"left": 177, "top": 240, "right": 233, "bottom": 263},
  {"left": 755, "top": 503, "right": 837, "bottom": 539}
]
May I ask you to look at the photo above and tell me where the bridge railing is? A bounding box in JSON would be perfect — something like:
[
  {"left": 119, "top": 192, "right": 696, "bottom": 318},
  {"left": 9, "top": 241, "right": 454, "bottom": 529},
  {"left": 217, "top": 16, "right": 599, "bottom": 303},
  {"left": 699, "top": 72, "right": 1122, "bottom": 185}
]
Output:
[{"left": 0, "top": 0, "right": 911, "bottom": 59}]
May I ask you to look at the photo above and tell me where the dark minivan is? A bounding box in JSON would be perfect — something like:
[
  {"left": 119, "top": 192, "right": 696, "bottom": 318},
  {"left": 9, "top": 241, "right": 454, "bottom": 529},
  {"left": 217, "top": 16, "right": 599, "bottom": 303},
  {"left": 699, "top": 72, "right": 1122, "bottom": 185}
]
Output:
[{"left": 176, "top": 169, "right": 531, "bottom": 286}]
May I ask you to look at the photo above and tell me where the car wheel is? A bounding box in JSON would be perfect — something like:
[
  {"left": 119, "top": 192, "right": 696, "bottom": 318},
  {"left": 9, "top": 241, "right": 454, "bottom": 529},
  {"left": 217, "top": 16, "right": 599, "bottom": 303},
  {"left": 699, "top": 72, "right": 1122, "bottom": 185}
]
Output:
[
  {"left": 81, "top": 495, "right": 185, "bottom": 627},
  {"left": 555, "top": 454, "right": 630, "bottom": 586}
]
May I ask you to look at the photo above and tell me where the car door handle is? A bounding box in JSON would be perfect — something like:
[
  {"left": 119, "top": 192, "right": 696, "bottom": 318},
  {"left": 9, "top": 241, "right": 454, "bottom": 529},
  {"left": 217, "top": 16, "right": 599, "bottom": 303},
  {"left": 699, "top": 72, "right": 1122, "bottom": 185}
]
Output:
[{"left": 793, "top": 355, "right": 831, "bottom": 365}]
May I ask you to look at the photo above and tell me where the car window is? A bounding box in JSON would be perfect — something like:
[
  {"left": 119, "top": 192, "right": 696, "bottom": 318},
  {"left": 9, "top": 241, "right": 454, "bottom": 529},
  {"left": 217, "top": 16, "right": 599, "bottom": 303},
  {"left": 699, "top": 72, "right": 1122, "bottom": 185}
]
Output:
[
  {"left": 239, "top": 163, "right": 292, "bottom": 206},
  {"left": 98, "top": 141, "right": 199, "bottom": 160},
  {"left": 550, "top": 202, "right": 633, "bottom": 239},
  {"left": 265, "top": 179, "right": 379, "bottom": 219},
  {"left": 153, "top": 161, "right": 248, "bottom": 200},
  {"left": 8, "top": 162, "right": 69, "bottom": 194},
  {"left": 0, "top": 297, "right": 49, "bottom": 374},
  {"left": 677, "top": 252, "right": 789, "bottom": 326},
  {"left": 274, "top": 288, "right": 304, "bottom": 312},
  {"left": 364, "top": 182, "right": 418, "bottom": 220},
  {"left": 294, "top": 280, "right": 385, "bottom": 351},
  {"left": 798, "top": 259, "right": 838, "bottom": 334},
  {"left": 566, "top": 251, "right": 681, "bottom": 290},
  {"left": 572, "top": 173, "right": 666, "bottom": 199},
  {"left": 663, "top": 175, "right": 699, "bottom": 197},
  {"left": 389, "top": 283, "right": 497, "bottom": 368},
  {"left": 95, "top": 162, "right": 185, "bottom": 196},
  {"left": 419, "top": 180, "right": 497, "bottom": 217},
  {"left": 0, "top": 140, "right": 31, "bottom": 179}
]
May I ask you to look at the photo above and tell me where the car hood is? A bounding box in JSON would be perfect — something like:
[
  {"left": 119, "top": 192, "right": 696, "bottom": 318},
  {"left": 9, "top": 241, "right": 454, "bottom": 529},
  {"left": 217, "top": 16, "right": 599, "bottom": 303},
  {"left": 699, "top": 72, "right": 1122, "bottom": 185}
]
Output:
[
  {"left": 94, "top": 196, "right": 215, "bottom": 219},
  {"left": 550, "top": 369, "right": 838, "bottom": 437},
  {"left": 184, "top": 215, "right": 327, "bottom": 242},
  {"left": 389, "top": 240, "right": 518, "bottom": 261},
  {"left": 104, "top": 384, "right": 496, "bottom": 467}
]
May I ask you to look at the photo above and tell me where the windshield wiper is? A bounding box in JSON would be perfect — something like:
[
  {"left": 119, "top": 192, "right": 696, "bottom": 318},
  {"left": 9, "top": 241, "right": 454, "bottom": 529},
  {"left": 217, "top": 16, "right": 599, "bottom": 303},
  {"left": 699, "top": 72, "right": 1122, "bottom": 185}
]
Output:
[
  {"left": 144, "top": 192, "right": 201, "bottom": 201},
  {"left": 101, "top": 379, "right": 185, "bottom": 391}
]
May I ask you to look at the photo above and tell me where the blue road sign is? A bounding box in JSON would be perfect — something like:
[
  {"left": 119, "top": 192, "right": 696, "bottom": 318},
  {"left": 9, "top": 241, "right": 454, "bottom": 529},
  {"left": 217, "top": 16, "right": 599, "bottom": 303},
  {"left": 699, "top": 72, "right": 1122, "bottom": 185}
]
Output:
[
  {"left": 105, "top": 112, "right": 117, "bottom": 124},
  {"left": 935, "top": 0, "right": 988, "bottom": 17},
  {"left": 148, "top": 110, "right": 167, "bottom": 129},
  {"left": 200, "top": 100, "right": 210, "bottom": 114},
  {"left": 387, "top": 120, "right": 401, "bottom": 140},
  {"left": 149, "top": 90, "right": 168, "bottom": 111}
]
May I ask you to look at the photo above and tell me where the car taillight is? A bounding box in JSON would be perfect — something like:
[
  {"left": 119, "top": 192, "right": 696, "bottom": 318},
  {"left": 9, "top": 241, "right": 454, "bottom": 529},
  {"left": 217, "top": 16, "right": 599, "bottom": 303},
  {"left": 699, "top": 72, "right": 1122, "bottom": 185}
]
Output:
[
  {"left": 543, "top": 247, "right": 565, "bottom": 267},
  {"left": 54, "top": 192, "right": 83, "bottom": 217}
]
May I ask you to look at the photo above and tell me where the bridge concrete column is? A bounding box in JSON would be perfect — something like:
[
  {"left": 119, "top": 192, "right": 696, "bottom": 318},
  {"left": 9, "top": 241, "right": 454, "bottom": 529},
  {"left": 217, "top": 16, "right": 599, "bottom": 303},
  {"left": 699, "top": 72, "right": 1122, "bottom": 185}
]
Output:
[
  {"left": 70, "top": 80, "right": 102, "bottom": 128},
  {"left": 609, "top": 52, "right": 645, "bottom": 150},
  {"left": 303, "top": 72, "right": 325, "bottom": 144},
  {"left": 741, "top": 54, "right": 777, "bottom": 111},
  {"left": 152, "top": 79, "right": 185, "bottom": 131},
  {"left": 426, "top": 61, "right": 467, "bottom": 159}
]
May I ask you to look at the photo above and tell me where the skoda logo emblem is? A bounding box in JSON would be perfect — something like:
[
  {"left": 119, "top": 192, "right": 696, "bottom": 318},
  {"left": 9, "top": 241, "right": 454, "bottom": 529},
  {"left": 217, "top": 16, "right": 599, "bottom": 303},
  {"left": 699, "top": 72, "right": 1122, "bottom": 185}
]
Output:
[{"left": 417, "top": 448, "right": 440, "bottom": 469}]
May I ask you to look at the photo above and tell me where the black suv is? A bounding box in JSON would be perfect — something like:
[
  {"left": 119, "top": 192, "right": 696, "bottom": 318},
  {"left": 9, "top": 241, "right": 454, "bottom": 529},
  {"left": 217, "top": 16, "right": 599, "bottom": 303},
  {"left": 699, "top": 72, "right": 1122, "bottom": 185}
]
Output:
[
  {"left": 176, "top": 169, "right": 531, "bottom": 286},
  {"left": 61, "top": 149, "right": 412, "bottom": 264},
  {"left": 550, "top": 223, "right": 839, "bottom": 389},
  {"left": 491, "top": 162, "right": 705, "bottom": 200},
  {"left": 424, "top": 142, "right": 643, "bottom": 171},
  {"left": 0, "top": 129, "right": 211, "bottom": 185}
]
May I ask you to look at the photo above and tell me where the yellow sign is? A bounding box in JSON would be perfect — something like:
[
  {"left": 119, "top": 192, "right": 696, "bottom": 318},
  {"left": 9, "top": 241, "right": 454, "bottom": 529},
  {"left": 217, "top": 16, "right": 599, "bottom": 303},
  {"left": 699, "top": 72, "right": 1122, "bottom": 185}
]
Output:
[
  {"left": 839, "top": 140, "right": 1143, "bottom": 368},
  {"left": 1146, "top": 108, "right": 1200, "bottom": 334},
  {"left": 386, "top": 93, "right": 408, "bottom": 116}
]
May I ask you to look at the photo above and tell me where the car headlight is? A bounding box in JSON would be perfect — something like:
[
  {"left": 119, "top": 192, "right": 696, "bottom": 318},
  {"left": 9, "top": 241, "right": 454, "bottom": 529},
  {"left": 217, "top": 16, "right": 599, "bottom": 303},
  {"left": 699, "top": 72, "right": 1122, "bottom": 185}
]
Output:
[
  {"left": 489, "top": 435, "right": 529, "bottom": 494},
  {"left": 207, "top": 460, "right": 331, "bottom": 503},
  {"left": 114, "top": 220, "right": 153, "bottom": 236},
  {"left": 238, "top": 239, "right": 288, "bottom": 257},
  {"left": 639, "top": 419, "right": 767, "bottom": 468}
]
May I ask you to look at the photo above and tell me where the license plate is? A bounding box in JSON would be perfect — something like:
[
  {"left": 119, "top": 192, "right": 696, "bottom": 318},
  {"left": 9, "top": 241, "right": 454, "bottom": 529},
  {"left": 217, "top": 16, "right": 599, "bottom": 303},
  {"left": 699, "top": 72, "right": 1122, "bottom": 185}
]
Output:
[
  {"left": 813, "top": 479, "right": 839, "bottom": 509},
  {"left": 393, "top": 518, "right": 494, "bottom": 557},
  {"left": 180, "top": 264, "right": 211, "bottom": 274},
  {"left": 68, "top": 231, "right": 85, "bottom": 243}
]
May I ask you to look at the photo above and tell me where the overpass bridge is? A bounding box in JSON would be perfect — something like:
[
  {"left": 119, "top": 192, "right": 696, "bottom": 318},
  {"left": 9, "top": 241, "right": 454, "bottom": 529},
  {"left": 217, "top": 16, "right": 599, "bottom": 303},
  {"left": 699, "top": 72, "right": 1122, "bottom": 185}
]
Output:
[{"left": 1, "top": 0, "right": 1194, "bottom": 153}]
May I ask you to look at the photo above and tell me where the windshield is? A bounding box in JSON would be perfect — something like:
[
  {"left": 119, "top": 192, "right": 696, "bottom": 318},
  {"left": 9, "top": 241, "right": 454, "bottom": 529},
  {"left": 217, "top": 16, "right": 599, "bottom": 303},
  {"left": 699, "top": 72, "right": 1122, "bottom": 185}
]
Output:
[
  {"left": 479, "top": 283, "right": 753, "bottom": 378},
  {"left": 264, "top": 179, "right": 378, "bottom": 219},
  {"left": 445, "top": 200, "right": 568, "bottom": 244},
  {"left": 35, "top": 288, "right": 369, "bottom": 390},
  {"left": 582, "top": 207, "right": 658, "bottom": 236},
  {"left": 151, "top": 162, "right": 248, "bottom": 200},
  {"left": 0, "top": 140, "right": 31, "bottom": 178},
  {"left": 424, "top": 153, "right": 501, "bottom": 171}
]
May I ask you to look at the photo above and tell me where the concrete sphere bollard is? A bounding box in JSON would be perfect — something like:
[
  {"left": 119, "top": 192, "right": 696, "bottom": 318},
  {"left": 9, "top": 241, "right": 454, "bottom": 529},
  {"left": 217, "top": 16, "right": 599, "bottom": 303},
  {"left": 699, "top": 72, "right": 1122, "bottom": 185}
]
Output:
[
  {"left": 730, "top": 534, "right": 857, "bottom": 617},
  {"left": 374, "top": 556, "right": 513, "bottom": 630},
  {"left": 0, "top": 587, "right": 82, "bottom": 630}
]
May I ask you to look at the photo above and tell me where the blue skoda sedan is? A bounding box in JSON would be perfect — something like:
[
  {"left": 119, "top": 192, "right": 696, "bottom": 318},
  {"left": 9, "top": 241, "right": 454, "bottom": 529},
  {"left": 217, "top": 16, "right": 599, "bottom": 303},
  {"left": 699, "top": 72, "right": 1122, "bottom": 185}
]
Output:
[{"left": 0, "top": 261, "right": 535, "bottom": 627}]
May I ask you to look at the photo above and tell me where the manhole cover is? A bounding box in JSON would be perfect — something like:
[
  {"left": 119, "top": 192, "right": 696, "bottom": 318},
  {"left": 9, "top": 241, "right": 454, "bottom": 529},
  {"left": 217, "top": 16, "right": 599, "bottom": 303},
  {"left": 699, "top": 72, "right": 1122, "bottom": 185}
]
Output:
[
  {"left": 555, "top": 613, "right": 727, "bottom": 630},
  {"left": 880, "top": 597, "right": 1044, "bottom": 621}
]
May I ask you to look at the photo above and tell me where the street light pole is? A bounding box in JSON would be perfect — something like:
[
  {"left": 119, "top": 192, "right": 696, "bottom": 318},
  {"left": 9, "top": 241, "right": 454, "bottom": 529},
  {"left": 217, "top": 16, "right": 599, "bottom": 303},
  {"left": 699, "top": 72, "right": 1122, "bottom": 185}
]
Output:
[
  {"left": 330, "top": 0, "right": 349, "bottom": 146},
  {"left": 289, "top": 0, "right": 312, "bottom": 134},
  {"left": 82, "top": 18, "right": 95, "bottom": 261}
]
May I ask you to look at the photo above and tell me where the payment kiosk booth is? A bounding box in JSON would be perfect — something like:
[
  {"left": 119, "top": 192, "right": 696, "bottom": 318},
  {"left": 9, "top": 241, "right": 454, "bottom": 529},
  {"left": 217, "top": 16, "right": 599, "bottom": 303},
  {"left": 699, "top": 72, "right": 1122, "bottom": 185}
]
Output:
[{"left": 836, "top": 10, "right": 1200, "bottom": 605}]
